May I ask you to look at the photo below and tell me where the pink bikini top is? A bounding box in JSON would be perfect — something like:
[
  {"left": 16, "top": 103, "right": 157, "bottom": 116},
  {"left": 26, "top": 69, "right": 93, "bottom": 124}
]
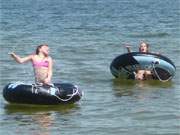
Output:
[{"left": 32, "top": 60, "right": 49, "bottom": 68}]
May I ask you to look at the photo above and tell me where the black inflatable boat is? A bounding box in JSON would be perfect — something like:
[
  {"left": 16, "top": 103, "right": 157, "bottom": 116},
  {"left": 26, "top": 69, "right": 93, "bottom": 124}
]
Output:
[{"left": 3, "top": 82, "right": 82, "bottom": 105}]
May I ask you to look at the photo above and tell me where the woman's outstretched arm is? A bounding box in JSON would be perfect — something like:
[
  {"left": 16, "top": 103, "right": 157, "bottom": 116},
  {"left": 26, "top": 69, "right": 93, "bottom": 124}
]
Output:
[{"left": 10, "top": 52, "right": 32, "bottom": 64}]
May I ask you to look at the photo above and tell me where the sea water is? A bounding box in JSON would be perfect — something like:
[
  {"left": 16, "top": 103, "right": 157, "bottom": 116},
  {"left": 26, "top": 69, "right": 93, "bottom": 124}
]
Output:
[{"left": 0, "top": 0, "right": 180, "bottom": 134}]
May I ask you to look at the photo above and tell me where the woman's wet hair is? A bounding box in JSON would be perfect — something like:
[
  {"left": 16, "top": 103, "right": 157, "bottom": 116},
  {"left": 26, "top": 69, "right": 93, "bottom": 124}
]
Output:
[{"left": 36, "top": 44, "right": 48, "bottom": 54}]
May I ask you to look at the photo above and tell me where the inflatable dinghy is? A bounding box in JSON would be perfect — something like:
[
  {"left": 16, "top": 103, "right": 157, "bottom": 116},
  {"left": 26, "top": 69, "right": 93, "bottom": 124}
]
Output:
[
  {"left": 3, "top": 82, "right": 82, "bottom": 105},
  {"left": 110, "top": 52, "right": 176, "bottom": 81}
]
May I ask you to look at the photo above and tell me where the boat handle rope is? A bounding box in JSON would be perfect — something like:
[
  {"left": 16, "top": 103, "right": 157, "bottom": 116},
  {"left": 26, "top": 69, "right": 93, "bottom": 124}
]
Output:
[
  {"left": 53, "top": 86, "right": 79, "bottom": 102},
  {"left": 152, "top": 61, "right": 173, "bottom": 82},
  {"left": 31, "top": 83, "right": 80, "bottom": 102}
]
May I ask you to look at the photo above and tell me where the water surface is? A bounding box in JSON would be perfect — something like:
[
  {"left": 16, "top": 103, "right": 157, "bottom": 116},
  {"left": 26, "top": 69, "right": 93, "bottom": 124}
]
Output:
[{"left": 0, "top": 0, "right": 180, "bottom": 135}]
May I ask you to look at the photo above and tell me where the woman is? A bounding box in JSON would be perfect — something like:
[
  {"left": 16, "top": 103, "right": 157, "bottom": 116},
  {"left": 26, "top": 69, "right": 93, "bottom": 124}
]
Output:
[
  {"left": 10, "top": 44, "right": 53, "bottom": 85},
  {"left": 126, "top": 41, "right": 152, "bottom": 80},
  {"left": 126, "top": 41, "right": 149, "bottom": 53}
]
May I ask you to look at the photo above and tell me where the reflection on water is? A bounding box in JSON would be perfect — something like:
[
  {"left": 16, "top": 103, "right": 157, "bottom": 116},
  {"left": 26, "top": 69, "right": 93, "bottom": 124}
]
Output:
[
  {"left": 111, "top": 79, "right": 136, "bottom": 97},
  {"left": 3, "top": 103, "right": 80, "bottom": 135},
  {"left": 32, "top": 113, "right": 53, "bottom": 135},
  {"left": 4, "top": 103, "right": 79, "bottom": 114},
  {"left": 112, "top": 78, "right": 173, "bottom": 97}
]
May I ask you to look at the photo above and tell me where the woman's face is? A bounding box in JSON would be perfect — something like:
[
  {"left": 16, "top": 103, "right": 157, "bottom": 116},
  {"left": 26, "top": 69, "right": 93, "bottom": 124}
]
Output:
[
  {"left": 40, "top": 45, "right": 49, "bottom": 56},
  {"left": 139, "top": 43, "right": 148, "bottom": 52}
]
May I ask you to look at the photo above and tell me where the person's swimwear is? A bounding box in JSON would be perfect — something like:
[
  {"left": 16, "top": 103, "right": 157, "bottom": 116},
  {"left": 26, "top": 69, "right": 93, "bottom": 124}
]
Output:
[
  {"left": 33, "top": 60, "right": 49, "bottom": 68},
  {"left": 32, "top": 60, "right": 49, "bottom": 83}
]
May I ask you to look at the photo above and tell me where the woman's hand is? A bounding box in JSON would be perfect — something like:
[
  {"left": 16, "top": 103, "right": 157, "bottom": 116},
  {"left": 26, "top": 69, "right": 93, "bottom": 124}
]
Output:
[
  {"left": 44, "top": 77, "right": 51, "bottom": 85},
  {"left": 125, "top": 45, "right": 131, "bottom": 48},
  {"left": 9, "top": 52, "right": 16, "bottom": 58},
  {"left": 125, "top": 45, "right": 132, "bottom": 53}
]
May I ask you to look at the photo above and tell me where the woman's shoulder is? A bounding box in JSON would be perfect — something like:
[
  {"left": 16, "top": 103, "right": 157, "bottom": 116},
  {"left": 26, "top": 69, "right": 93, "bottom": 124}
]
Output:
[
  {"left": 47, "top": 56, "right": 53, "bottom": 61},
  {"left": 31, "top": 54, "right": 38, "bottom": 59}
]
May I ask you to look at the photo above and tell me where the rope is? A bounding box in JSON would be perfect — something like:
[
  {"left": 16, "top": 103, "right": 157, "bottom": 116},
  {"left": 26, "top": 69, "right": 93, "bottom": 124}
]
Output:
[
  {"left": 152, "top": 61, "right": 172, "bottom": 82},
  {"left": 53, "top": 87, "right": 79, "bottom": 102},
  {"left": 31, "top": 83, "right": 43, "bottom": 93},
  {"left": 31, "top": 83, "right": 80, "bottom": 102}
]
